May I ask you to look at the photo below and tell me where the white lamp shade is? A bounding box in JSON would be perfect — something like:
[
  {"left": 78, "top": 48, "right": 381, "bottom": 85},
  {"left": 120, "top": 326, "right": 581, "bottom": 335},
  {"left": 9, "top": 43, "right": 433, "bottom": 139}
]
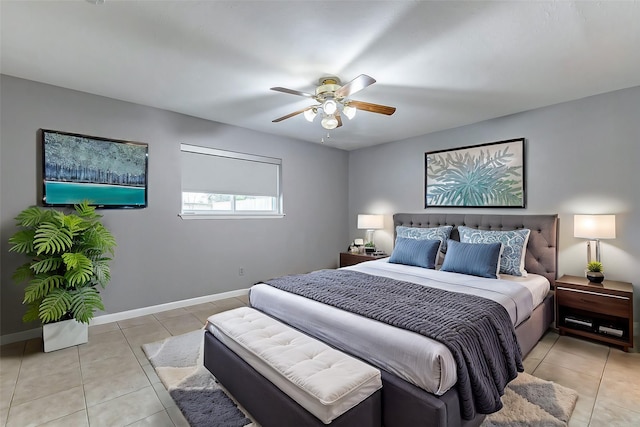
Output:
[
  {"left": 322, "top": 99, "right": 338, "bottom": 115},
  {"left": 343, "top": 105, "right": 356, "bottom": 120},
  {"left": 574, "top": 214, "right": 616, "bottom": 239},
  {"left": 357, "top": 214, "right": 384, "bottom": 230},
  {"left": 321, "top": 115, "right": 338, "bottom": 129},
  {"left": 303, "top": 108, "right": 317, "bottom": 122}
]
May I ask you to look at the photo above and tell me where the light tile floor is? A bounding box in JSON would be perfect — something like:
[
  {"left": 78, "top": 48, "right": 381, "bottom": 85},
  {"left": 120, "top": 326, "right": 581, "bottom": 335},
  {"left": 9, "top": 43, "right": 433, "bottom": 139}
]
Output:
[
  {"left": 524, "top": 331, "right": 640, "bottom": 427},
  {"left": 0, "top": 296, "right": 248, "bottom": 427},
  {"left": 1, "top": 296, "right": 639, "bottom": 426}
]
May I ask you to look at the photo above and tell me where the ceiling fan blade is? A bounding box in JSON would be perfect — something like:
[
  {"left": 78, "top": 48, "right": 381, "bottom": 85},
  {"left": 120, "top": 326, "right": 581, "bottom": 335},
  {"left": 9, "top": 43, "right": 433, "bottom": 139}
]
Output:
[
  {"left": 270, "top": 87, "right": 315, "bottom": 98},
  {"left": 335, "top": 74, "right": 376, "bottom": 98},
  {"left": 336, "top": 112, "right": 343, "bottom": 128},
  {"left": 272, "top": 106, "right": 316, "bottom": 123},
  {"left": 348, "top": 100, "right": 396, "bottom": 116}
]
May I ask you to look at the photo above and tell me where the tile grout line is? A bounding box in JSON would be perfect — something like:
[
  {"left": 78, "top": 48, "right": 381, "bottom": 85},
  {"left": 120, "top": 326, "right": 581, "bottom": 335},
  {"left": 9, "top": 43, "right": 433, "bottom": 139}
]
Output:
[
  {"left": 585, "top": 346, "right": 610, "bottom": 427},
  {"left": 5, "top": 341, "right": 26, "bottom": 423},
  {"left": 589, "top": 347, "right": 640, "bottom": 420},
  {"left": 85, "top": 330, "right": 169, "bottom": 427},
  {"left": 539, "top": 342, "right": 608, "bottom": 381},
  {"left": 124, "top": 320, "right": 178, "bottom": 427},
  {"left": 82, "top": 322, "right": 151, "bottom": 426},
  {"left": 77, "top": 340, "right": 90, "bottom": 426}
]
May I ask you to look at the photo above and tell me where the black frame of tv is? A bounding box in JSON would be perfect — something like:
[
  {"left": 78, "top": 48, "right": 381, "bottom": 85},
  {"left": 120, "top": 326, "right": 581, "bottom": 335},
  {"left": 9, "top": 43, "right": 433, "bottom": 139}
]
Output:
[{"left": 40, "top": 129, "right": 149, "bottom": 209}]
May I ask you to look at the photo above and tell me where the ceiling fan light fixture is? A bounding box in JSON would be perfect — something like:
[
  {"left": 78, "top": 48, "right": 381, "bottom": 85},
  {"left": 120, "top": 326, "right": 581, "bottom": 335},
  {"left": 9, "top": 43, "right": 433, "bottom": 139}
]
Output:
[
  {"left": 303, "top": 108, "right": 317, "bottom": 122},
  {"left": 322, "top": 99, "right": 338, "bottom": 115},
  {"left": 321, "top": 114, "right": 339, "bottom": 130},
  {"left": 270, "top": 74, "right": 396, "bottom": 131},
  {"left": 343, "top": 105, "right": 356, "bottom": 120}
]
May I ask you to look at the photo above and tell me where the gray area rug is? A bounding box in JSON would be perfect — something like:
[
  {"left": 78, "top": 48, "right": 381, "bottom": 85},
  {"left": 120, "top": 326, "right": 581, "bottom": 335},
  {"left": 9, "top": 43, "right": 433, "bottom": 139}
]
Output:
[{"left": 143, "top": 330, "right": 578, "bottom": 427}]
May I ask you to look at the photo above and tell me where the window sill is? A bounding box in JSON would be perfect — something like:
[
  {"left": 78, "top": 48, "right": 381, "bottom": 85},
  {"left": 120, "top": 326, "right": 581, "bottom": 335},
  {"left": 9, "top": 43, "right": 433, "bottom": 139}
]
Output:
[{"left": 178, "top": 213, "right": 285, "bottom": 220}]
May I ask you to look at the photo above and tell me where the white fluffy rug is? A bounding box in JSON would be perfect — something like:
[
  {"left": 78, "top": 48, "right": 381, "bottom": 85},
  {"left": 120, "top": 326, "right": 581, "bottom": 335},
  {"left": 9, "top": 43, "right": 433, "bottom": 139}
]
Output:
[
  {"left": 481, "top": 371, "right": 578, "bottom": 426},
  {"left": 142, "top": 330, "right": 253, "bottom": 427}
]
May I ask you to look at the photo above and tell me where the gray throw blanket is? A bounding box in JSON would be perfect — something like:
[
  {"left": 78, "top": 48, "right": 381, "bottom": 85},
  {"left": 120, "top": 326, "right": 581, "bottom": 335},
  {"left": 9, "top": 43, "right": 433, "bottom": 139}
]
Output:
[{"left": 263, "top": 269, "right": 523, "bottom": 420}]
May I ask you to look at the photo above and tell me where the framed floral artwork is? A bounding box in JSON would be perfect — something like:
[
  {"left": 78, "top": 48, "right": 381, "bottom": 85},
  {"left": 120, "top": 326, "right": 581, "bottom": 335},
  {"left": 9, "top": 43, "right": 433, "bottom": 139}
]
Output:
[{"left": 425, "top": 138, "right": 525, "bottom": 208}]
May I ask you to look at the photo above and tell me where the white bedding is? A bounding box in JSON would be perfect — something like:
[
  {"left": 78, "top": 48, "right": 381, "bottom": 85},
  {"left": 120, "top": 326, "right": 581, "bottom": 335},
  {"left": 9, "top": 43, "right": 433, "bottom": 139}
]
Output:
[{"left": 249, "top": 258, "right": 549, "bottom": 396}]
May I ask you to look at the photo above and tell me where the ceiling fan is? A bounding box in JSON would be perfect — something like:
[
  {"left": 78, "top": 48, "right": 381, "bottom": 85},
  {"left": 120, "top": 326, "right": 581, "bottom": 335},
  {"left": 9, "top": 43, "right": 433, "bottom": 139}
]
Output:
[{"left": 270, "top": 74, "right": 396, "bottom": 130}]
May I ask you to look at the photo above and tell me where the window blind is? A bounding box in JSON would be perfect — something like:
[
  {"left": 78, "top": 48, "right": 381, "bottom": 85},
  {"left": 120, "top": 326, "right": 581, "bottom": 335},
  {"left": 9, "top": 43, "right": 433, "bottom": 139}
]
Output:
[{"left": 181, "top": 144, "right": 280, "bottom": 197}]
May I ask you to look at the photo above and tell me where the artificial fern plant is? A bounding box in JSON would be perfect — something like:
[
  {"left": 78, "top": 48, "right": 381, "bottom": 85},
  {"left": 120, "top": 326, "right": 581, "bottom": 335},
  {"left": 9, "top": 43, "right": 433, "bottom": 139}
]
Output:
[
  {"left": 8, "top": 202, "right": 116, "bottom": 324},
  {"left": 587, "top": 261, "right": 604, "bottom": 272}
]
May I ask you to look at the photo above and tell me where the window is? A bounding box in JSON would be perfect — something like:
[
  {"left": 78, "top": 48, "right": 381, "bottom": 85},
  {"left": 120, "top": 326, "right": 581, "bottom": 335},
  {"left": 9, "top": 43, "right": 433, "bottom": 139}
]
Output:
[{"left": 180, "top": 144, "right": 283, "bottom": 218}]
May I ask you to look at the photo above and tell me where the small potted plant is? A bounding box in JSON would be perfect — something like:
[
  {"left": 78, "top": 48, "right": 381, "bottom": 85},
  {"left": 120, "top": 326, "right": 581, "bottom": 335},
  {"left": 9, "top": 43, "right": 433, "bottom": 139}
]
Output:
[
  {"left": 8, "top": 202, "right": 116, "bottom": 352},
  {"left": 586, "top": 261, "right": 605, "bottom": 283},
  {"left": 364, "top": 242, "right": 376, "bottom": 254}
]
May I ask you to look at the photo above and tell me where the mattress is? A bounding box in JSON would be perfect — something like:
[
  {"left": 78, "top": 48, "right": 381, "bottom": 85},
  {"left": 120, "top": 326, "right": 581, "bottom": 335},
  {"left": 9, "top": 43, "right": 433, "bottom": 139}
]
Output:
[
  {"left": 249, "top": 259, "right": 549, "bottom": 395},
  {"left": 206, "top": 307, "right": 382, "bottom": 424}
]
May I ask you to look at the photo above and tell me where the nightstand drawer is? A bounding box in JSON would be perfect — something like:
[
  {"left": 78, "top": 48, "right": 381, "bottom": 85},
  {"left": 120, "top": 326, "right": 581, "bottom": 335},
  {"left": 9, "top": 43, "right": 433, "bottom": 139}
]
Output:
[
  {"left": 556, "top": 286, "right": 630, "bottom": 317},
  {"left": 339, "top": 252, "right": 386, "bottom": 268}
]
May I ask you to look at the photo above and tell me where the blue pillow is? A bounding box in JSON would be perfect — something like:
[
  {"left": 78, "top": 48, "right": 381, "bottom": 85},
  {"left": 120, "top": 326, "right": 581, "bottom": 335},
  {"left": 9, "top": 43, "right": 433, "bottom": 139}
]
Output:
[
  {"left": 458, "top": 226, "right": 531, "bottom": 276},
  {"left": 389, "top": 237, "right": 441, "bottom": 269},
  {"left": 396, "top": 225, "right": 453, "bottom": 253},
  {"left": 440, "top": 240, "right": 503, "bottom": 279}
]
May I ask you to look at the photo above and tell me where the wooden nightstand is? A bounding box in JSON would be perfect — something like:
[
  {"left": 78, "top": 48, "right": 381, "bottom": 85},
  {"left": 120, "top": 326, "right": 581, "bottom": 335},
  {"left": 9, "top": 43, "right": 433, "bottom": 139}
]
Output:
[
  {"left": 339, "top": 252, "right": 386, "bottom": 268},
  {"left": 555, "top": 274, "right": 634, "bottom": 351}
]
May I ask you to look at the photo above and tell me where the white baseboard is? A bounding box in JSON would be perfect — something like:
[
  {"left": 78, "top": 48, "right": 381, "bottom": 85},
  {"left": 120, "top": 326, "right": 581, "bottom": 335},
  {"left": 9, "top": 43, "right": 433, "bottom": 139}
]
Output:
[
  {"left": 89, "top": 288, "right": 250, "bottom": 326},
  {"left": 0, "top": 289, "right": 250, "bottom": 345}
]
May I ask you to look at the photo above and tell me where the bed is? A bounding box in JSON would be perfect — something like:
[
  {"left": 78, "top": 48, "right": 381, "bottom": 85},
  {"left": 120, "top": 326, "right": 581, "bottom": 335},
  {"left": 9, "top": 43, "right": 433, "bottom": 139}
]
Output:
[{"left": 210, "top": 213, "right": 558, "bottom": 427}]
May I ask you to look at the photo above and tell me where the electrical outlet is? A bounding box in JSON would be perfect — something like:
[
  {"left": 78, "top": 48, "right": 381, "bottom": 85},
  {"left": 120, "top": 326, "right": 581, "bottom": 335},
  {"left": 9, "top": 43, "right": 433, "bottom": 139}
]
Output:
[{"left": 239, "top": 268, "right": 245, "bottom": 276}]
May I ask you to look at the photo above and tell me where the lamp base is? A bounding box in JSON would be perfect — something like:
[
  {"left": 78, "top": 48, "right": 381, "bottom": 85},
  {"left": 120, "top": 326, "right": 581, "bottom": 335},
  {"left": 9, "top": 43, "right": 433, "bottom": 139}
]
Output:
[
  {"left": 365, "top": 229, "right": 375, "bottom": 247},
  {"left": 586, "top": 240, "right": 603, "bottom": 263}
]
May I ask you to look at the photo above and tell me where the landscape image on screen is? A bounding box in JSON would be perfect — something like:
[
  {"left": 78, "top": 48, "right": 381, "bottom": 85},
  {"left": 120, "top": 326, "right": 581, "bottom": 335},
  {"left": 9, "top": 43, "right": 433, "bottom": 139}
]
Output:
[{"left": 43, "top": 131, "right": 148, "bottom": 207}]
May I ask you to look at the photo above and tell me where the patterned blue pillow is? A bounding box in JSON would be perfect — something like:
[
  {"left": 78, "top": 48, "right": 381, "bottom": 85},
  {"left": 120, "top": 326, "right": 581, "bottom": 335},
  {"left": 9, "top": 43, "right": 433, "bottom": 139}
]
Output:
[
  {"left": 389, "top": 237, "right": 441, "bottom": 269},
  {"left": 440, "top": 240, "right": 503, "bottom": 279},
  {"left": 396, "top": 225, "right": 453, "bottom": 253},
  {"left": 457, "top": 226, "right": 531, "bottom": 276}
]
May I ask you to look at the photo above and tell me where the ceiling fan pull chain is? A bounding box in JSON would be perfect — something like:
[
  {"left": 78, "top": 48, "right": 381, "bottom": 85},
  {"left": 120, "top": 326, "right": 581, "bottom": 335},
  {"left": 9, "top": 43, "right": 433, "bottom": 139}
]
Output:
[{"left": 320, "top": 132, "right": 331, "bottom": 144}]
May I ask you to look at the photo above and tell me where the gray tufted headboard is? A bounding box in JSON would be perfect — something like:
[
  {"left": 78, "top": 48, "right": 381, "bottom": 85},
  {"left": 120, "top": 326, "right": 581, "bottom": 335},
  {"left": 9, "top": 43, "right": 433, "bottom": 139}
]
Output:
[{"left": 393, "top": 213, "right": 559, "bottom": 286}]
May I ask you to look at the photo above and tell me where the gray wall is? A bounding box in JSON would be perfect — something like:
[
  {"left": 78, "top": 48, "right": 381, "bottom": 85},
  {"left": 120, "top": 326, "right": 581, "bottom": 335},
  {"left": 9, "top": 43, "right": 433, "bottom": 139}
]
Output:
[
  {"left": 348, "top": 86, "right": 640, "bottom": 324},
  {"left": 0, "top": 75, "right": 349, "bottom": 337}
]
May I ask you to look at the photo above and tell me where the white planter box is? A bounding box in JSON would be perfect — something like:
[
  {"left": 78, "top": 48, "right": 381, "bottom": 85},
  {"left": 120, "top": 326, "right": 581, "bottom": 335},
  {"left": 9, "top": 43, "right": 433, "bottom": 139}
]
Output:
[{"left": 42, "top": 319, "right": 88, "bottom": 352}]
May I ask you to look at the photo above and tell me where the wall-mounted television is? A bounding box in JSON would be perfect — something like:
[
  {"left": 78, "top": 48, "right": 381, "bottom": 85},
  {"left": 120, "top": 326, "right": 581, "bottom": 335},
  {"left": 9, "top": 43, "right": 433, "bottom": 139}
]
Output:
[{"left": 41, "top": 129, "right": 148, "bottom": 208}]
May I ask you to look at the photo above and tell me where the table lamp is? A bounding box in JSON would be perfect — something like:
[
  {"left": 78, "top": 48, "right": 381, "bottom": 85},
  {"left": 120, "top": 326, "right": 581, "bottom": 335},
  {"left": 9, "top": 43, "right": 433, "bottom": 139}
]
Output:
[
  {"left": 574, "top": 214, "right": 616, "bottom": 263},
  {"left": 357, "top": 214, "right": 384, "bottom": 248}
]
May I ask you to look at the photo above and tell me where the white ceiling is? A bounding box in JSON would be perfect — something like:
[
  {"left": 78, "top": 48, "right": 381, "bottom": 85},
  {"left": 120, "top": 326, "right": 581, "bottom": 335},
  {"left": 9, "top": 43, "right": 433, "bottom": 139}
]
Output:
[{"left": 1, "top": 1, "right": 639, "bottom": 150}]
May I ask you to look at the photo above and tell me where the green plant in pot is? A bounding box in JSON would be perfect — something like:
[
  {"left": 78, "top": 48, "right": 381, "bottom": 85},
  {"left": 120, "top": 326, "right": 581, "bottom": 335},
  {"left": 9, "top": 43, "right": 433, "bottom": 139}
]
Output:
[
  {"left": 364, "top": 241, "right": 376, "bottom": 253},
  {"left": 586, "top": 261, "right": 605, "bottom": 283},
  {"left": 8, "top": 202, "right": 116, "bottom": 351}
]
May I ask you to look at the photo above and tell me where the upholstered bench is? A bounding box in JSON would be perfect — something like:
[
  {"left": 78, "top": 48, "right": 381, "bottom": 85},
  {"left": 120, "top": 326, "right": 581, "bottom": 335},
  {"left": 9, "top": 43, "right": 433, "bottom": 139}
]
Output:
[{"left": 204, "top": 307, "right": 382, "bottom": 427}]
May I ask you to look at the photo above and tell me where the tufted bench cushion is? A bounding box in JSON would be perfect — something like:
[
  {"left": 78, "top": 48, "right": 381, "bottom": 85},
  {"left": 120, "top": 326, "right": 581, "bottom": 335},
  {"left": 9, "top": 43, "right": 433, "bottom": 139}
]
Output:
[{"left": 206, "top": 307, "right": 382, "bottom": 425}]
